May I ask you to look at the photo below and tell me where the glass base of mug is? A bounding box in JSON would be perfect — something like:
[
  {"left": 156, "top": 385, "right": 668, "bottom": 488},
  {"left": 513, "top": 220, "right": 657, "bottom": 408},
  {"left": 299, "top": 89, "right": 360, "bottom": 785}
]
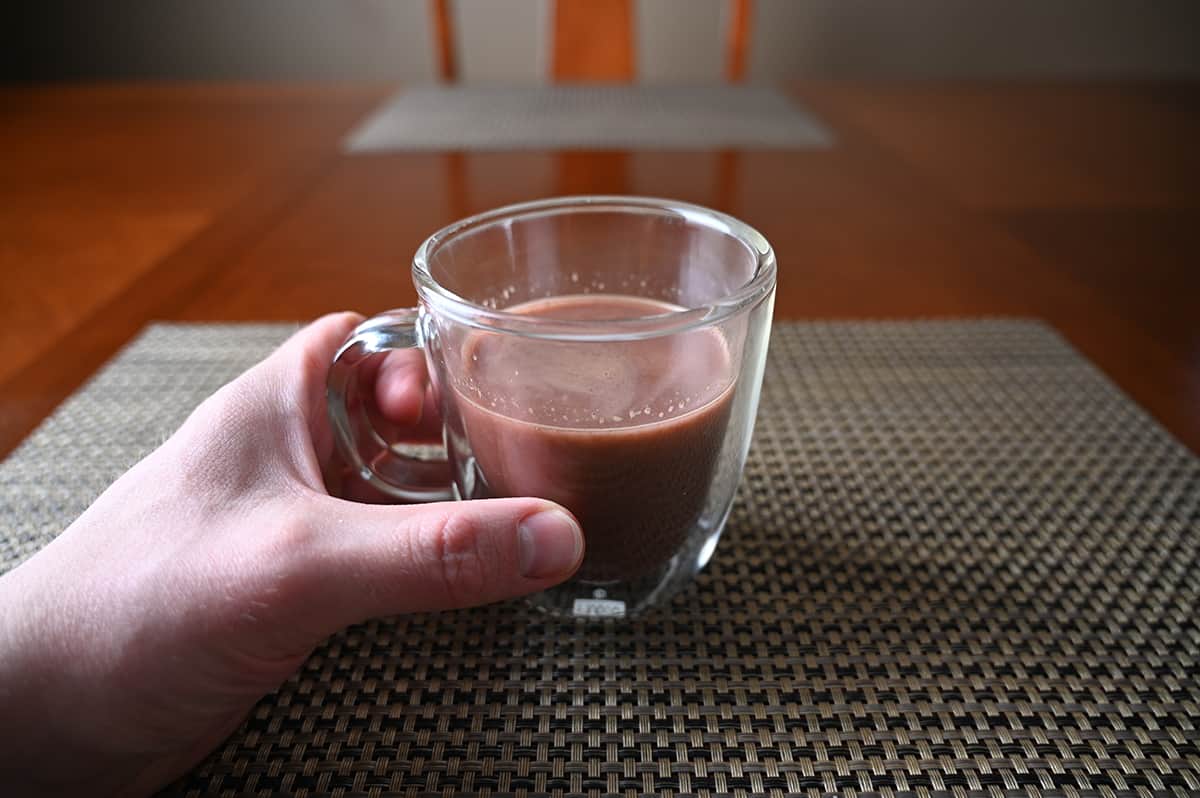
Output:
[{"left": 524, "top": 514, "right": 729, "bottom": 619}]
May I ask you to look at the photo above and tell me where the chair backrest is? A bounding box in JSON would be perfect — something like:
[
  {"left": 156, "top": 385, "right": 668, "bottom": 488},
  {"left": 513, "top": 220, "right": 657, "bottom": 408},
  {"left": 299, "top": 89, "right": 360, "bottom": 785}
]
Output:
[{"left": 430, "top": 0, "right": 752, "bottom": 83}]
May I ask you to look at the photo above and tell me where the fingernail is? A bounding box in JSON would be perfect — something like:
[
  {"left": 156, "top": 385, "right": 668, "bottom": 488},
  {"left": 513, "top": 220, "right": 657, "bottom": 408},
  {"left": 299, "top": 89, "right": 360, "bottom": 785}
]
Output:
[{"left": 518, "top": 509, "right": 583, "bottom": 579}]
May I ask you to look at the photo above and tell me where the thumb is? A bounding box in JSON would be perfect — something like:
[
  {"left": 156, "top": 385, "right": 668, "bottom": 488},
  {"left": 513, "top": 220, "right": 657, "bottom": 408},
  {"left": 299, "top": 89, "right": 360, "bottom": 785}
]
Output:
[{"left": 288, "top": 495, "right": 584, "bottom": 631}]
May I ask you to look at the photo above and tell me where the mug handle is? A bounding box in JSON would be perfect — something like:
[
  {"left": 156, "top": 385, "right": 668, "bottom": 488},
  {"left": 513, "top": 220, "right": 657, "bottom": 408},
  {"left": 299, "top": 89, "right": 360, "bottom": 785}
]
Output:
[{"left": 326, "top": 308, "right": 454, "bottom": 502}]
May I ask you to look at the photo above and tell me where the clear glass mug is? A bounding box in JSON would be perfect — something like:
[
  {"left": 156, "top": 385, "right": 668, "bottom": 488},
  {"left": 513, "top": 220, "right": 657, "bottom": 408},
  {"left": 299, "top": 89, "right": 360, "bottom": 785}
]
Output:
[{"left": 327, "top": 196, "right": 775, "bottom": 617}]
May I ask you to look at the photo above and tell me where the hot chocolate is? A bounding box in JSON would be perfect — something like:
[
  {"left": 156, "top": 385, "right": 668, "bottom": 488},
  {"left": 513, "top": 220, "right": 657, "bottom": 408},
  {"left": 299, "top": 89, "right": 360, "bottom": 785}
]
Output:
[{"left": 447, "top": 295, "right": 735, "bottom": 581}]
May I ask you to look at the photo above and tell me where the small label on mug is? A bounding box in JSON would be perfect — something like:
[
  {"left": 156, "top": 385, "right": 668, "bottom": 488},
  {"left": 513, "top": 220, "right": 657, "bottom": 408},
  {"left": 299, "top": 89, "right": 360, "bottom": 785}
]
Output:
[{"left": 572, "top": 598, "right": 627, "bottom": 618}]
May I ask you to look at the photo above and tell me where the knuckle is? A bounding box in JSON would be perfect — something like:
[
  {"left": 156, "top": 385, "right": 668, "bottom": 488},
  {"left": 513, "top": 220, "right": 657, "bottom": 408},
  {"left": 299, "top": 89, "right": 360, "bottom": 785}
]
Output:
[
  {"left": 295, "top": 312, "right": 362, "bottom": 373},
  {"left": 214, "top": 503, "right": 325, "bottom": 659},
  {"left": 184, "top": 377, "right": 275, "bottom": 450},
  {"left": 294, "top": 340, "right": 330, "bottom": 396},
  {"left": 174, "top": 386, "right": 279, "bottom": 497},
  {"left": 423, "top": 512, "right": 489, "bottom": 607},
  {"left": 272, "top": 505, "right": 321, "bottom": 560},
  {"left": 252, "top": 502, "right": 322, "bottom": 583},
  {"left": 323, "top": 310, "right": 366, "bottom": 330},
  {"left": 245, "top": 505, "right": 324, "bottom": 607}
]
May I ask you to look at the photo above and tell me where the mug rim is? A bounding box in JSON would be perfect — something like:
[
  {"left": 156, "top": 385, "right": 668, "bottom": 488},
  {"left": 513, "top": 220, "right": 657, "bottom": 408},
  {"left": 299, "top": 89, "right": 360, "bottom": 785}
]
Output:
[{"left": 412, "top": 195, "right": 776, "bottom": 341}]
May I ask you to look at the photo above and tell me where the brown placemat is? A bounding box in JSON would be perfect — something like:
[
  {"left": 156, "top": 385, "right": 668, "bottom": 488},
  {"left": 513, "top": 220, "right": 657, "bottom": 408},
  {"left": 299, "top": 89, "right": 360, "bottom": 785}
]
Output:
[{"left": 1, "top": 320, "right": 1197, "bottom": 797}]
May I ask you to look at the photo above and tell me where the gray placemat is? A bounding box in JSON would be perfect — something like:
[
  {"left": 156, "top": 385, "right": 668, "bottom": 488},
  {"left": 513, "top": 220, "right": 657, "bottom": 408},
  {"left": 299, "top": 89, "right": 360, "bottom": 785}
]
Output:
[
  {"left": 344, "top": 85, "right": 834, "bottom": 152},
  {"left": 2, "top": 320, "right": 1198, "bottom": 796}
]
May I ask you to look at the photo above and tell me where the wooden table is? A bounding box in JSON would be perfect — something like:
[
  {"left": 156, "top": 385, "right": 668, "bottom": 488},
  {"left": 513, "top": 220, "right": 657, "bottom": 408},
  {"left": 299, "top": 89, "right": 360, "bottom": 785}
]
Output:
[{"left": 2, "top": 82, "right": 1198, "bottom": 457}]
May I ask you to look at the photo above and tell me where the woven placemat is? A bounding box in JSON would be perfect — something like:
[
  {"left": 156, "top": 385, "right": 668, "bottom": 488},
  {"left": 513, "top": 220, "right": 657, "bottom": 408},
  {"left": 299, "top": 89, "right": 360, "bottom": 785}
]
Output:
[
  {"left": 2, "top": 320, "right": 1198, "bottom": 797},
  {"left": 344, "top": 85, "right": 834, "bottom": 152}
]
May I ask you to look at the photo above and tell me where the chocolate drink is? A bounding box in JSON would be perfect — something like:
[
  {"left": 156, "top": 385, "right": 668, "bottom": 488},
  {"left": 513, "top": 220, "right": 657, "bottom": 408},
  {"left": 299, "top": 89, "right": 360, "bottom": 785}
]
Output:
[{"left": 447, "top": 295, "right": 735, "bottom": 582}]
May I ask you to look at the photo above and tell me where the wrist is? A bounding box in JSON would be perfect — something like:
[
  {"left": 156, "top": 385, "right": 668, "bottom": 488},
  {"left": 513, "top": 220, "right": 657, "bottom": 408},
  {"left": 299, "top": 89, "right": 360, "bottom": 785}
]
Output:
[
  {"left": 0, "top": 565, "right": 63, "bottom": 788},
  {"left": 0, "top": 555, "right": 130, "bottom": 795}
]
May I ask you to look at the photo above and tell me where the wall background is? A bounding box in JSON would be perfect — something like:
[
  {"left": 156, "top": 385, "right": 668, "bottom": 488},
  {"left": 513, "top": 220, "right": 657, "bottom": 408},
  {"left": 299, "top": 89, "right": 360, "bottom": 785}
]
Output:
[{"left": 6, "top": 0, "right": 1200, "bottom": 82}]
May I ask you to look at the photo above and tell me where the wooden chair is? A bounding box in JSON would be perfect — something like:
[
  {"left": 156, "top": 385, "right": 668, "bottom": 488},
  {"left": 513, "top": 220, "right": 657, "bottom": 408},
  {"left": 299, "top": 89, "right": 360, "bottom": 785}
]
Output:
[
  {"left": 427, "top": 0, "right": 755, "bottom": 215},
  {"left": 430, "top": 0, "right": 753, "bottom": 82}
]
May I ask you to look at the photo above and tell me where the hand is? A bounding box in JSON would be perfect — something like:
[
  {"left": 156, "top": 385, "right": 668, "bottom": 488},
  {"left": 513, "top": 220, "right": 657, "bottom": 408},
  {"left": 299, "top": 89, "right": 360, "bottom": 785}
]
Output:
[{"left": 0, "top": 313, "right": 584, "bottom": 796}]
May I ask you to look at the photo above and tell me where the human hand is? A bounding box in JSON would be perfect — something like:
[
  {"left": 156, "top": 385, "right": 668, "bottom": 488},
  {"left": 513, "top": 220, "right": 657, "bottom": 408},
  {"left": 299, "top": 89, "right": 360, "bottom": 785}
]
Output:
[{"left": 0, "top": 313, "right": 584, "bottom": 796}]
